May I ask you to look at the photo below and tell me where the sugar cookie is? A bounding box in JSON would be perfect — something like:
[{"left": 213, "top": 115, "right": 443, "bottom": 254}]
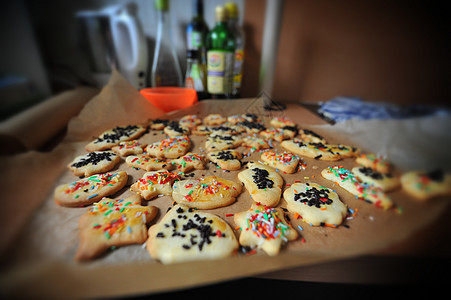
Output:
[
  {"left": 146, "top": 136, "right": 191, "bottom": 159},
  {"left": 401, "top": 170, "right": 451, "bottom": 201},
  {"left": 111, "top": 140, "right": 146, "bottom": 157},
  {"left": 237, "top": 162, "right": 283, "bottom": 207},
  {"left": 352, "top": 166, "right": 400, "bottom": 192},
  {"left": 299, "top": 129, "right": 327, "bottom": 144},
  {"left": 234, "top": 203, "right": 298, "bottom": 256},
  {"left": 203, "top": 114, "right": 226, "bottom": 126},
  {"left": 172, "top": 176, "right": 241, "bottom": 209},
  {"left": 75, "top": 194, "right": 158, "bottom": 261},
  {"left": 126, "top": 154, "right": 173, "bottom": 171},
  {"left": 131, "top": 170, "right": 180, "bottom": 200},
  {"left": 85, "top": 125, "right": 146, "bottom": 151},
  {"left": 171, "top": 152, "right": 205, "bottom": 173},
  {"left": 284, "top": 183, "right": 347, "bottom": 226},
  {"left": 208, "top": 150, "right": 243, "bottom": 171},
  {"left": 54, "top": 171, "right": 128, "bottom": 207},
  {"left": 164, "top": 121, "right": 190, "bottom": 137},
  {"left": 205, "top": 134, "right": 242, "bottom": 152},
  {"left": 356, "top": 153, "right": 392, "bottom": 174},
  {"left": 68, "top": 151, "right": 121, "bottom": 177},
  {"left": 270, "top": 116, "right": 296, "bottom": 128},
  {"left": 261, "top": 151, "right": 300, "bottom": 174},
  {"left": 147, "top": 205, "right": 238, "bottom": 264},
  {"left": 179, "top": 114, "right": 202, "bottom": 129}
]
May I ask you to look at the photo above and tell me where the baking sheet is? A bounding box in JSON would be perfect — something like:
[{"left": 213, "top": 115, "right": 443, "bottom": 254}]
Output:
[{"left": 1, "top": 71, "right": 449, "bottom": 298}]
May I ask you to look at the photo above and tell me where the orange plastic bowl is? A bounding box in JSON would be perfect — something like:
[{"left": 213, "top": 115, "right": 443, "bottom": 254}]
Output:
[{"left": 140, "top": 87, "right": 197, "bottom": 112}]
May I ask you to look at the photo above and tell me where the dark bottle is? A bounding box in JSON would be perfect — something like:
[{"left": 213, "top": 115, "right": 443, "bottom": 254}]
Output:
[
  {"left": 186, "top": 0, "right": 209, "bottom": 67},
  {"left": 206, "top": 6, "right": 236, "bottom": 99},
  {"left": 185, "top": 50, "right": 208, "bottom": 100}
]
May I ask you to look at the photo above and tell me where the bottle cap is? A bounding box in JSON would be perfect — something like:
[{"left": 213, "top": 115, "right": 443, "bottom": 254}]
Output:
[
  {"left": 155, "top": 0, "right": 169, "bottom": 11},
  {"left": 224, "top": 2, "right": 238, "bottom": 19},
  {"left": 215, "top": 6, "right": 228, "bottom": 22}
]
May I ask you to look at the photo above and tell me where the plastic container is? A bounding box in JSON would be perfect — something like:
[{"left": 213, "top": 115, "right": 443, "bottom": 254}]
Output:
[{"left": 140, "top": 87, "right": 197, "bottom": 112}]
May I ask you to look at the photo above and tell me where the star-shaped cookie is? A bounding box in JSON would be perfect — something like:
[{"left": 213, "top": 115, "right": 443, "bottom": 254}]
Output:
[
  {"left": 126, "top": 154, "right": 172, "bottom": 171},
  {"left": 131, "top": 170, "right": 180, "bottom": 200},
  {"left": 171, "top": 152, "right": 205, "bottom": 173},
  {"left": 261, "top": 151, "right": 300, "bottom": 174}
]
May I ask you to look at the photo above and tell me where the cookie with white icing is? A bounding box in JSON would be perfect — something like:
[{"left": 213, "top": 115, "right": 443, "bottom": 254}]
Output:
[
  {"left": 237, "top": 162, "right": 284, "bottom": 207},
  {"left": 85, "top": 125, "right": 146, "bottom": 151},
  {"left": 401, "top": 170, "right": 451, "bottom": 201},
  {"left": 172, "top": 176, "right": 241, "bottom": 209},
  {"left": 131, "top": 170, "right": 180, "bottom": 200},
  {"left": 111, "top": 140, "right": 146, "bottom": 157},
  {"left": 208, "top": 150, "right": 243, "bottom": 171},
  {"left": 205, "top": 134, "right": 242, "bottom": 152},
  {"left": 171, "top": 152, "right": 205, "bottom": 173},
  {"left": 75, "top": 194, "right": 158, "bottom": 261},
  {"left": 261, "top": 151, "right": 300, "bottom": 174},
  {"left": 147, "top": 205, "right": 238, "bottom": 264},
  {"left": 352, "top": 166, "right": 400, "bottom": 192},
  {"left": 126, "top": 154, "right": 173, "bottom": 171},
  {"left": 283, "top": 183, "right": 347, "bottom": 226},
  {"left": 68, "top": 151, "right": 121, "bottom": 177},
  {"left": 54, "top": 171, "right": 128, "bottom": 207},
  {"left": 321, "top": 165, "right": 393, "bottom": 209},
  {"left": 146, "top": 136, "right": 191, "bottom": 159},
  {"left": 234, "top": 203, "right": 298, "bottom": 256}
]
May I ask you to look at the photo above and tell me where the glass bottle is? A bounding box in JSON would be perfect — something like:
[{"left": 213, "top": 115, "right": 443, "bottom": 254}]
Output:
[
  {"left": 206, "top": 6, "right": 236, "bottom": 99},
  {"left": 225, "top": 2, "right": 245, "bottom": 98},
  {"left": 186, "top": 0, "right": 209, "bottom": 66},
  {"left": 185, "top": 50, "right": 208, "bottom": 99},
  {"left": 151, "top": 0, "right": 183, "bottom": 87}
]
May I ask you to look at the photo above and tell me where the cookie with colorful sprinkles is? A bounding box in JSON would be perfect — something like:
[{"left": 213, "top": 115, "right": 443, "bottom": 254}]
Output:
[
  {"left": 131, "top": 170, "right": 180, "bottom": 200},
  {"left": 147, "top": 204, "right": 239, "bottom": 264},
  {"left": 85, "top": 125, "right": 146, "bottom": 152},
  {"left": 203, "top": 113, "right": 226, "bottom": 126},
  {"left": 352, "top": 166, "right": 400, "bottom": 192},
  {"left": 111, "top": 140, "right": 146, "bottom": 157},
  {"left": 179, "top": 114, "right": 202, "bottom": 129},
  {"left": 321, "top": 165, "right": 393, "bottom": 209},
  {"left": 356, "top": 153, "right": 392, "bottom": 174},
  {"left": 146, "top": 136, "right": 191, "bottom": 159},
  {"left": 237, "top": 162, "right": 284, "bottom": 207},
  {"left": 54, "top": 171, "right": 128, "bottom": 207},
  {"left": 283, "top": 182, "right": 347, "bottom": 226},
  {"left": 126, "top": 154, "right": 173, "bottom": 171},
  {"left": 75, "top": 194, "right": 158, "bottom": 261},
  {"left": 401, "top": 169, "right": 451, "bottom": 201},
  {"left": 234, "top": 203, "right": 298, "bottom": 256},
  {"left": 68, "top": 151, "right": 121, "bottom": 177},
  {"left": 172, "top": 176, "right": 241, "bottom": 209},
  {"left": 261, "top": 150, "right": 300, "bottom": 174},
  {"left": 171, "top": 152, "right": 205, "bottom": 173}
]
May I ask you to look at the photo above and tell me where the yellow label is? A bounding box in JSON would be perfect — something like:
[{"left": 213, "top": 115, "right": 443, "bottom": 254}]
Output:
[{"left": 207, "top": 51, "right": 233, "bottom": 94}]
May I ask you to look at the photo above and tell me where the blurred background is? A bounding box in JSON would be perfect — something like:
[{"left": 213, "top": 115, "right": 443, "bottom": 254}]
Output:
[{"left": 1, "top": 0, "right": 449, "bottom": 120}]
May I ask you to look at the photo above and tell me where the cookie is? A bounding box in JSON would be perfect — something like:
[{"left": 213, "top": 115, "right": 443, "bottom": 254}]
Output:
[
  {"left": 54, "top": 171, "right": 128, "bottom": 207},
  {"left": 352, "top": 166, "right": 400, "bottom": 192},
  {"left": 241, "top": 113, "right": 261, "bottom": 123},
  {"left": 270, "top": 116, "right": 296, "bottom": 128},
  {"left": 171, "top": 152, "right": 205, "bottom": 173},
  {"left": 260, "top": 128, "right": 293, "bottom": 142},
  {"left": 281, "top": 140, "right": 358, "bottom": 161},
  {"left": 401, "top": 169, "right": 451, "bottom": 201},
  {"left": 172, "top": 176, "right": 241, "bottom": 209},
  {"left": 131, "top": 170, "right": 180, "bottom": 200},
  {"left": 179, "top": 114, "right": 202, "bottom": 128},
  {"left": 149, "top": 119, "right": 169, "bottom": 130},
  {"left": 193, "top": 125, "right": 242, "bottom": 136},
  {"left": 205, "top": 134, "right": 242, "bottom": 152},
  {"left": 237, "top": 162, "right": 284, "bottom": 207},
  {"left": 164, "top": 121, "right": 190, "bottom": 137},
  {"left": 283, "top": 183, "right": 347, "bottom": 226},
  {"left": 237, "top": 120, "right": 266, "bottom": 133},
  {"left": 261, "top": 151, "right": 300, "bottom": 174},
  {"left": 111, "top": 140, "right": 147, "bottom": 157},
  {"left": 203, "top": 114, "right": 226, "bottom": 126},
  {"left": 356, "top": 153, "right": 392, "bottom": 174},
  {"left": 299, "top": 129, "right": 327, "bottom": 144},
  {"left": 68, "top": 151, "right": 121, "bottom": 177},
  {"left": 208, "top": 150, "right": 243, "bottom": 171},
  {"left": 146, "top": 205, "right": 239, "bottom": 264},
  {"left": 146, "top": 136, "right": 191, "bottom": 159},
  {"left": 126, "top": 154, "right": 172, "bottom": 171},
  {"left": 74, "top": 194, "right": 158, "bottom": 261},
  {"left": 234, "top": 203, "right": 298, "bottom": 256},
  {"left": 227, "top": 114, "right": 245, "bottom": 124},
  {"left": 321, "top": 165, "right": 393, "bottom": 209},
  {"left": 85, "top": 125, "right": 146, "bottom": 151},
  {"left": 241, "top": 135, "right": 271, "bottom": 150}
]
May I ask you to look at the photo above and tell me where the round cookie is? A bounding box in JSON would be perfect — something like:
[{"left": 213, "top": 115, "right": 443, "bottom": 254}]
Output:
[{"left": 68, "top": 151, "right": 121, "bottom": 177}]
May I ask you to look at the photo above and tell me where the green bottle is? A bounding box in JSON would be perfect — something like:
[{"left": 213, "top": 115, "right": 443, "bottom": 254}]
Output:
[{"left": 206, "top": 6, "right": 236, "bottom": 99}]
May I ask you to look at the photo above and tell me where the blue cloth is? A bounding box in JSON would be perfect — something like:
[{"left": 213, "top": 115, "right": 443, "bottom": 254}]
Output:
[{"left": 318, "top": 97, "right": 450, "bottom": 123}]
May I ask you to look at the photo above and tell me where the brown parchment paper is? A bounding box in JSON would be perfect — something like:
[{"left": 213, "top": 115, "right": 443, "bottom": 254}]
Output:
[{"left": 1, "top": 71, "right": 450, "bottom": 298}]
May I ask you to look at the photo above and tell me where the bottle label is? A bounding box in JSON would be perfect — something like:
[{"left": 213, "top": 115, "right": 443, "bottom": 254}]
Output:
[
  {"left": 233, "top": 49, "right": 244, "bottom": 91},
  {"left": 207, "top": 51, "right": 233, "bottom": 94}
]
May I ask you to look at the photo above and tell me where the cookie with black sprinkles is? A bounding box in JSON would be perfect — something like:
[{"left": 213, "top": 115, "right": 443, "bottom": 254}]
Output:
[
  {"left": 85, "top": 125, "right": 146, "bottom": 151},
  {"left": 68, "top": 151, "right": 121, "bottom": 177},
  {"left": 207, "top": 150, "right": 243, "bottom": 170},
  {"left": 147, "top": 205, "right": 239, "bottom": 264}
]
